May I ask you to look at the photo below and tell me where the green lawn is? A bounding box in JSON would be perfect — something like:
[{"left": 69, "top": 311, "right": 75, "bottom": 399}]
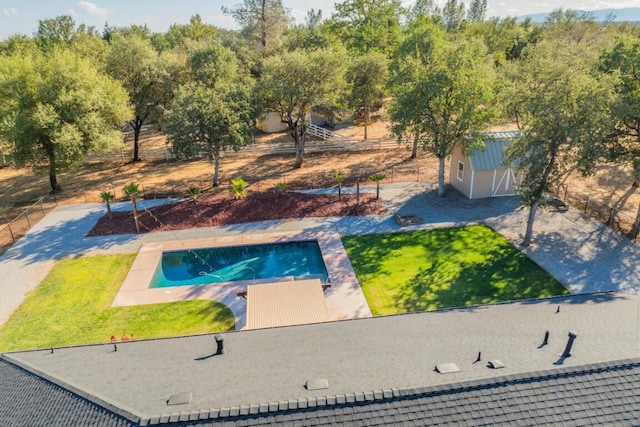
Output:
[
  {"left": 342, "top": 225, "right": 568, "bottom": 316},
  {"left": 0, "top": 255, "right": 235, "bottom": 352}
]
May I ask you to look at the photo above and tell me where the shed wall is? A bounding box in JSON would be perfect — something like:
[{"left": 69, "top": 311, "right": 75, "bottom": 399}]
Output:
[{"left": 449, "top": 148, "right": 472, "bottom": 198}]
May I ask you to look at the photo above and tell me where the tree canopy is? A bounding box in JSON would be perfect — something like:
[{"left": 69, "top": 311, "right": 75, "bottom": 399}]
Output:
[
  {"left": 389, "top": 19, "right": 498, "bottom": 196},
  {"left": 346, "top": 52, "right": 388, "bottom": 140},
  {"left": 0, "top": 48, "right": 132, "bottom": 191},
  {"left": 505, "top": 41, "right": 616, "bottom": 245},
  {"left": 165, "top": 43, "right": 254, "bottom": 186},
  {"left": 256, "top": 48, "right": 345, "bottom": 168},
  {"left": 330, "top": 0, "right": 403, "bottom": 54}
]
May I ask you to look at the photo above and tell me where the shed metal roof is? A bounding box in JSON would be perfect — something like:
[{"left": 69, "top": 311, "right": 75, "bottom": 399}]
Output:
[
  {"left": 469, "top": 131, "right": 519, "bottom": 171},
  {"left": 246, "top": 279, "right": 330, "bottom": 330}
]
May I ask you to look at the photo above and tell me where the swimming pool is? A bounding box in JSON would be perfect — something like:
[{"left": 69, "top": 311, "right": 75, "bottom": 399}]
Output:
[{"left": 149, "top": 240, "right": 329, "bottom": 288}]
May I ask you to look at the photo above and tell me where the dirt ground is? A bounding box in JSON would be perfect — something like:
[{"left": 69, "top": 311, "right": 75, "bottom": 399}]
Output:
[{"left": 1, "top": 117, "right": 638, "bottom": 232}]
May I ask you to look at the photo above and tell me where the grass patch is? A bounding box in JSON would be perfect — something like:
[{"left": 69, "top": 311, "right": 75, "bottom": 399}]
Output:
[
  {"left": 0, "top": 255, "right": 234, "bottom": 352},
  {"left": 342, "top": 225, "right": 568, "bottom": 316}
]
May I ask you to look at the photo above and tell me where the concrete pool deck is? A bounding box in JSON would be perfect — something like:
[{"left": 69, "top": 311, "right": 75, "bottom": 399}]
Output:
[
  {"left": 113, "top": 231, "right": 371, "bottom": 330},
  {"left": 2, "top": 182, "right": 640, "bottom": 330}
]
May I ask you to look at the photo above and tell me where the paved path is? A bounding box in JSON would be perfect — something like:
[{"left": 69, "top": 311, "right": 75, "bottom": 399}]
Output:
[{"left": 2, "top": 183, "right": 640, "bottom": 327}]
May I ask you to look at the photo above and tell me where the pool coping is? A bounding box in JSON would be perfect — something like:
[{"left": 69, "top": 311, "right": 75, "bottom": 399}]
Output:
[{"left": 112, "top": 230, "right": 373, "bottom": 330}]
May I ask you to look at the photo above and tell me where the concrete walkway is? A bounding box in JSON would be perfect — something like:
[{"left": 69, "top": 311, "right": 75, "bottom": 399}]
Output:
[{"left": 2, "top": 182, "right": 640, "bottom": 328}]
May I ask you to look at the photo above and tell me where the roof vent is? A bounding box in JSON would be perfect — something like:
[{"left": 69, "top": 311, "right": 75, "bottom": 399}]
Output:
[
  {"left": 215, "top": 335, "right": 225, "bottom": 355},
  {"left": 305, "top": 378, "right": 329, "bottom": 390},
  {"left": 487, "top": 359, "right": 505, "bottom": 369},
  {"left": 435, "top": 363, "right": 460, "bottom": 374},
  {"left": 167, "top": 392, "right": 192, "bottom": 406}
]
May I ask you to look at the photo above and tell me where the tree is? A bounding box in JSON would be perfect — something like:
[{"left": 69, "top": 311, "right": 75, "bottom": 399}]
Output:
[
  {"left": 165, "top": 82, "right": 254, "bottom": 187},
  {"left": 333, "top": 171, "right": 345, "bottom": 200},
  {"left": 467, "top": 0, "right": 487, "bottom": 23},
  {"left": 599, "top": 36, "right": 640, "bottom": 186},
  {"left": 100, "top": 191, "right": 115, "bottom": 217},
  {"left": 369, "top": 172, "right": 385, "bottom": 199},
  {"left": 408, "top": 0, "right": 438, "bottom": 22},
  {"left": 346, "top": 53, "right": 388, "bottom": 140},
  {"left": 35, "top": 15, "right": 76, "bottom": 51},
  {"left": 465, "top": 17, "right": 542, "bottom": 65},
  {"left": 543, "top": 8, "right": 602, "bottom": 47},
  {"left": 256, "top": 48, "right": 345, "bottom": 168},
  {"left": 166, "top": 42, "right": 253, "bottom": 187},
  {"left": 598, "top": 36, "right": 640, "bottom": 237},
  {"left": 106, "top": 34, "right": 184, "bottom": 162},
  {"left": 388, "top": 20, "right": 497, "bottom": 196},
  {"left": 123, "top": 183, "right": 142, "bottom": 233},
  {"left": 283, "top": 9, "right": 338, "bottom": 52},
  {"left": 330, "top": 0, "right": 403, "bottom": 54},
  {"left": 0, "top": 48, "right": 132, "bottom": 192},
  {"left": 442, "top": 0, "right": 465, "bottom": 31},
  {"left": 505, "top": 42, "right": 616, "bottom": 246},
  {"left": 223, "top": 0, "right": 290, "bottom": 57}
]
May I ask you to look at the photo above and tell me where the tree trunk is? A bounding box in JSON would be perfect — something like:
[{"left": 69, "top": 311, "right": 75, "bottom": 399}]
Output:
[
  {"left": 437, "top": 155, "right": 446, "bottom": 197},
  {"left": 47, "top": 148, "right": 61, "bottom": 193},
  {"left": 522, "top": 202, "right": 539, "bottom": 246},
  {"left": 411, "top": 130, "right": 420, "bottom": 159},
  {"left": 294, "top": 129, "right": 306, "bottom": 169},
  {"left": 49, "top": 173, "right": 61, "bottom": 193},
  {"left": 630, "top": 202, "right": 640, "bottom": 240},
  {"left": 131, "top": 196, "right": 140, "bottom": 234},
  {"left": 260, "top": 0, "right": 267, "bottom": 54},
  {"left": 213, "top": 149, "right": 221, "bottom": 187},
  {"left": 364, "top": 104, "right": 368, "bottom": 140},
  {"left": 132, "top": 117, "right": 143, "bottom": 162}
]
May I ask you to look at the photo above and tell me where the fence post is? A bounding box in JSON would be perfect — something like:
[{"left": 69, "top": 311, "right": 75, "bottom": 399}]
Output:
[
  {"left": 7, "top": 224, "right": 15, "bottom": 243},
  {"left": 25, "top": 211, "right": 31, "bottom": 229},
  {"left": 83, "top": 188, "right": 88, "bottom": 204},
  {"left": 391, "top": 167, "right": 394, "bottom": 184},
  {"left": 607, "top": 208, "right": 614, "bottom": 226},
  {"left": 40, "top": 198, "right": 45, "bottom": 216},
  {"left": 583, "top": 196, "right": 589, "bottom": 213},
  {"left": 563, "top": 185, "right": 568, "bottom": 202},
  {"left": 416, "top": 168, "right": 420, "bottom": 182}
]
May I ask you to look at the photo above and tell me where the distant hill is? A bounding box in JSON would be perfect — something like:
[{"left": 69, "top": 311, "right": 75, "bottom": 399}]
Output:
[{"left": 520, "top": 7, "right": 640, "bottom": 23}]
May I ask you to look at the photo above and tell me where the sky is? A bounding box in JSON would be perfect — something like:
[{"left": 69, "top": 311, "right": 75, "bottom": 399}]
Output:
[{"left": 1, "top": 0, "right": 640, "bottom": 40}]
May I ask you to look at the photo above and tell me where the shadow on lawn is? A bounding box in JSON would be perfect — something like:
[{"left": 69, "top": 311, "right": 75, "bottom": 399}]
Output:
[
  {"left": 396, "top": 244, "right": 568, "bottom": 313},
  {"left": 343, "top": 224, "right": 624, "bottom": 316}
]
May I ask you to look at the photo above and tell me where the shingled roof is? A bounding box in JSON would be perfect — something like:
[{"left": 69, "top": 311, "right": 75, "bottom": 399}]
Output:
[
  {"left": 0, "top": 358, "right": 132, "bottom": 427},
  {"left": 189, "top": 359, "right": 640, "bottom": 426},
  {"left": 3, "top": 292, "right": 640, "bottom": 426}
]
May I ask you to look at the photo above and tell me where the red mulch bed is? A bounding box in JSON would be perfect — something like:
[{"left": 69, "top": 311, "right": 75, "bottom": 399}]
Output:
[{"left": 87, "top": 191, "right": 386, "bottom": 236}]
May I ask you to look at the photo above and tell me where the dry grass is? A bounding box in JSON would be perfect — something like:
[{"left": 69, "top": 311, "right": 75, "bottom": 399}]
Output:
[{"left": 0, "top": 118, "right": 638, "bottom": 231}]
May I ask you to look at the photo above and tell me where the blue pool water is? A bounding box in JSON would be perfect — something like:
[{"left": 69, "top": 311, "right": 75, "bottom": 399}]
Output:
[{"left": 149, "top": 241, "right": 329, "bottom": 288}]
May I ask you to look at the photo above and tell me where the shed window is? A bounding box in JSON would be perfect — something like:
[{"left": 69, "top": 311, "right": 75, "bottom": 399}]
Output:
[{"left": 457, "top": 161, "right": 464, "bottom": 182}]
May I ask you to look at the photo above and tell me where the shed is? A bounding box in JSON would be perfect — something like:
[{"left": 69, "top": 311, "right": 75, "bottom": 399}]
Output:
[
  {"left": 255, "top": 112, "right": 288, "bottom": 133},
  {"left": 450, "top": 131, "right": 523, "bottom": 199}
]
